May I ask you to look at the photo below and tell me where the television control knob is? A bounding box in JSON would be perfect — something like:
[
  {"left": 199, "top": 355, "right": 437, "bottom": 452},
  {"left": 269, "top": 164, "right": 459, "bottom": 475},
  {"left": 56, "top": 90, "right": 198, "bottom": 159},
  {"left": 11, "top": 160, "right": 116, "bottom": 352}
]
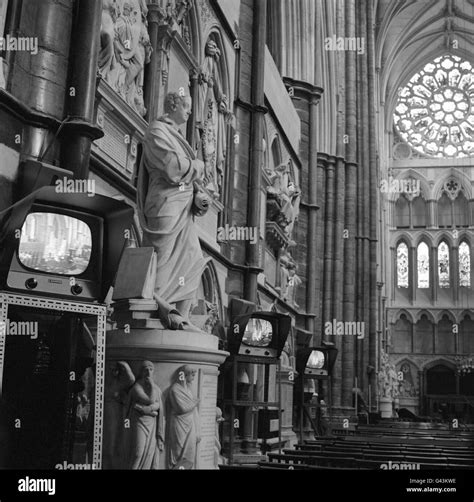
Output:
[
  {"left": 71, "top": 284, "right": 83, "bottom": 296},
  {"left": 264, "top": 351, "right": 270, "bottom": 356},
  {"left": 245, "top": 349, "right": 251, "bottom": 354},
  {"left": 25, "top": 278, "right": 38, "bottom": 290}
]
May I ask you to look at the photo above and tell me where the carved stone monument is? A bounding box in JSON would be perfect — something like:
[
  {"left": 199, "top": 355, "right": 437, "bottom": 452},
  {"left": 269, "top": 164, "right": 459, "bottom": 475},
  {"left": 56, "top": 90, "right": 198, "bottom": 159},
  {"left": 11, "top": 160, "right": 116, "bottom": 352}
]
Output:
[
  {"left": 104, "top": 89, "right": 228, "bottom": 469},
  {"left": 137, "top": 91, "right": 210, "bottom": 328},
  {"left": 166, "top": 365, "right": 200, "bottom": 469},
  {"left": 195, "top": 39, "right": 233, "bottom": 198},
  {"left": 99, "top": 0, "right": 152, "bottom": 116}
]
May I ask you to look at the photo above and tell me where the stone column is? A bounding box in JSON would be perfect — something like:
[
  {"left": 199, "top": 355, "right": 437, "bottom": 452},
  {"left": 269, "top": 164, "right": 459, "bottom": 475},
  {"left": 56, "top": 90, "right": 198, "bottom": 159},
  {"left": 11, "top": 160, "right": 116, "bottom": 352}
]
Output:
[
  {"left": 282, "top": 78, "right": 323, "bottom": 338},
  {"left": 144, "top": 3, "right": 168, "bottom": 122},
  {"left": 367, "top": 0, "right": 378, "bottom": 412},
  {"left": 60, "top": 0, "right": 104, "bottom": 179},
  {"left": 278, "top": 364, "right": 298, "bottom": 447},
  {"left": 244, "top": 0, "right": 267, "bottom": 303},
  {"left": 8, "top": 0, "right": 74, "bottom": 163}
]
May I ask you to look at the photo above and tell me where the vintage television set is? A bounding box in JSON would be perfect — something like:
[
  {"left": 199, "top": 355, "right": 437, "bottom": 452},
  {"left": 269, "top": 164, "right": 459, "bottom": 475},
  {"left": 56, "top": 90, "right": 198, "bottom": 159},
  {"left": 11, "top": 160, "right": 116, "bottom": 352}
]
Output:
[
  {"left": 0, "top": 185, "right": 135, "bottom": 302},
  {"left": 228, "top": 311, "right": 291, "bottom": 359},
  {"left": 296, "top": 345, "right": 338, "bottom": 379}
]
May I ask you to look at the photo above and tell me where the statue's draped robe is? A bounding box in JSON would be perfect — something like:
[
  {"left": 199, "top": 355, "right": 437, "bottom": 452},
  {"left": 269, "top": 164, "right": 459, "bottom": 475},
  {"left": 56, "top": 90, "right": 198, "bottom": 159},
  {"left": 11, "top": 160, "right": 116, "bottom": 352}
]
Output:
[
  {"left": 166, "top": 382, "right": 200, "bottom": 469},
  {"left": 127, "top": 382, "right": 165, "bottom": 470},
  {"left": 137, "top": 117, "right": 206, "bottom": 304}
]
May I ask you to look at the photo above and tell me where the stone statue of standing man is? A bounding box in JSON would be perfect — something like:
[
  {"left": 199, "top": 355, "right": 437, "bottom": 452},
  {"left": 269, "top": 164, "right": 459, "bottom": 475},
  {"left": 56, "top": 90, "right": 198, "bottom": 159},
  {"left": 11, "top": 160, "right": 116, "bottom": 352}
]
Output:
[
  {"left": 127, "top": 361, "right": 164, "bottom": 469},
  {"left": 137, "top": 92, "right": 210, "bottom": 331},
  {"left": 166, "top": 365, "right": 201, "bottom": 469}
]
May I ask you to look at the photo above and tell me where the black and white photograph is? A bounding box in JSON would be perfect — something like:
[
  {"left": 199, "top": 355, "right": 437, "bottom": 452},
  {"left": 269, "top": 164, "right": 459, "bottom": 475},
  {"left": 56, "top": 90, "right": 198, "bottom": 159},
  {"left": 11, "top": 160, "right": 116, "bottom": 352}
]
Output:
[{"left": 0, "top": 0, "right": 473, "bottom": 499}]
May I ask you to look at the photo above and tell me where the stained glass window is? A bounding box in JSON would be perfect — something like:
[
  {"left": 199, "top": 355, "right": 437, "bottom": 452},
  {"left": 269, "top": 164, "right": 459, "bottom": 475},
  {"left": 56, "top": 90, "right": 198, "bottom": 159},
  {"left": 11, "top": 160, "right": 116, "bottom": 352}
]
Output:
[
  {"left": 394, "top": 55, "right": 474, "bottom": 158},
  {"left": 459, "top": 241, "right": 471, "bottom": 287},
  {"left": 417, "top": 242, "right": 430, "bottom": 289},
  {"left": 438, "top": 242, "right": 450, "bottom": 288},
  {"left": 397, "top": 242, "right": 409, "bottom": 288}
]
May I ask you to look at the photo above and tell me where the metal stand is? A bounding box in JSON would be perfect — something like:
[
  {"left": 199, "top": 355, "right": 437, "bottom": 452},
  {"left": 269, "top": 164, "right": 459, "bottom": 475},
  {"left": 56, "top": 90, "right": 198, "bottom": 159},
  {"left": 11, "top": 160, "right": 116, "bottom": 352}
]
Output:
[{"left": 0, "top": 292, "right": 107, "bottom": 469}]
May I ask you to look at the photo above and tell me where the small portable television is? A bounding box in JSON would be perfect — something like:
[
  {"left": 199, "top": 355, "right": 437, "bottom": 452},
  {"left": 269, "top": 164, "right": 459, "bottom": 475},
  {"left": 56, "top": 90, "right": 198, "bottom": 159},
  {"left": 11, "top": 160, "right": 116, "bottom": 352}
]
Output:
[
  {"left": 228, "top": 311, "right": 291, "bottom": 359},
  {"left": 0, "top": 185, "right": 135, "bottom": 302},
  {"left": 296, "top": 345, "right": 338, "bottom": 378}
]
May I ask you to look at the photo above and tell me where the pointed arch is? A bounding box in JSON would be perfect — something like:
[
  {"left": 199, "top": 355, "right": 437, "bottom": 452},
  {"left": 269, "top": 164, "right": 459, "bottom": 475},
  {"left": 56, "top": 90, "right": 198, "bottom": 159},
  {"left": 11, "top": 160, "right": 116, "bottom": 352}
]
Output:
[
  {"left": 395, "top": 195, "right": 410, "bottom": 228},
  {"left": 396, "top": 241, "right": 410, "bottom": 289},
  {"left": 387, "top": 169, "right": 431, "bottom": 202},
  {"left": 389, "top": 308, "right": 415, "bottom": 325},
  {"left": 416, "top": 241, "right": 430, "bottom": 289},
  {"left": 437, "top": 240, "right": 450, "bottom": 288},
  {"left": 414, "top": 310, "right": 436, "bottom": 324},
  {"left": 459, "top": 240, "right": 471, "bottom": 287},
  {"left": 435, "top": 310, "right": 456, "bottom": 324}
]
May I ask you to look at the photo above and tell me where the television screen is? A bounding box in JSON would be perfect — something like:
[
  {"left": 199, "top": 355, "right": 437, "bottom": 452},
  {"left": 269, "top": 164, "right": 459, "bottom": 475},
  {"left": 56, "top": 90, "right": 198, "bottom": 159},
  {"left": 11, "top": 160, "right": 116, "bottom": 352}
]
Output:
[
  {"left": 242, "top": 318, "right": 273, "bottom": 347},
  {"left": 18, "top": 213, "right": 92, "bottom": 276},
  {"left": 307, "top": 350, "right": 325, "bottom": 370}
]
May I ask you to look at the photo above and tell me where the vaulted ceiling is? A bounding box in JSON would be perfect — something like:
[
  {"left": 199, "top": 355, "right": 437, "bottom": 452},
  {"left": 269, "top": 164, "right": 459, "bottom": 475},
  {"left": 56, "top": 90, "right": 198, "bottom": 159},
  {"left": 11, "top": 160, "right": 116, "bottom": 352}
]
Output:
[{"left": 376, "top": 0, "right": 474, "bottom": 116}]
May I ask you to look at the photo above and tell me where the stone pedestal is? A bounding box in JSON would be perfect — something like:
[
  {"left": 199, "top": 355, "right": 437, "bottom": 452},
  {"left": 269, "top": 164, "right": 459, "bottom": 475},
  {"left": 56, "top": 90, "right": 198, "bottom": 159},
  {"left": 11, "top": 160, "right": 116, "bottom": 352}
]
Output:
[
  {"left": 379, "top": 397, "right": 393, "bottom": 418},
  {"left": 103, "top": 300, "right": 229, "bottom": 470},
  {"left": 279, "top": 365, "right": 298, "bottom": 447}
]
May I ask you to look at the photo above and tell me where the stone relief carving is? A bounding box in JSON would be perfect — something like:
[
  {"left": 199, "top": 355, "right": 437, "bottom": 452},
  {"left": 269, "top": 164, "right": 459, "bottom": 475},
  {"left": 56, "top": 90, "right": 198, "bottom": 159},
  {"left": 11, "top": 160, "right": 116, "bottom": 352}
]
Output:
[
  {"left": 127, "top": 361, "right": 165, "bottom": 469},
  {"left": 396, "top": 361, "right": 418, "bottom": 398},
  {"left": 266, "top": 162, "right": 301, "bottom": 245},
  {"left": 195, "top": 39, "right": 233, "bottom": 198},
  {"left": 377, "top": 350, "right": 400, "bottom": 399},
  {"left": 166, "top": 365, "right": 201, "bottom": 469},
  {"left": 99, "top": 0, "right": 153, "bottom": 116},
  {"left": 105, "top": 360, "right": 164, "bottom": 469},
  {"left": 279, "top": 251, "right": 302, "bottom": 307},
  {"left": 214, "top": 407, "right": 226, "bottom": 467}
]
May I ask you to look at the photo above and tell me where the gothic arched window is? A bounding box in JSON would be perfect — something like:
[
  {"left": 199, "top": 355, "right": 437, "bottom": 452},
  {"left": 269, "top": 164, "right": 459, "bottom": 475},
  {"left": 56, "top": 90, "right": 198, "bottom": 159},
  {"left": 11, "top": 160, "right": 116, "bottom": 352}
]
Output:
[
  {"left": 454, "top": 192, "right": 469, "bottom": 227},
  {"left": 394, "top": 55, "right": 474, "bottom": 158},
  {"left": 395, "top": 196, "right": 410, "bottom": 228},
  {"left": 414, "top": 314, "right": 433, "bottom": 353},
  {"left": 417, "top": 242, "right": 430, "bottom": 289},
  {"left": 436, "top": 315, "right": 455, "bottom": 354},
  {"left": 438, "top": 241, "right": 450, "bottom": 288},
  {"left": 392, "top": 314, "right": 412, "bottom": 353},
  {"left": 397, "top": 242, "right": 409, "bottom": 288},
  {"left": 438, "top": 192, "right": 453, "bottom": 228},
  {"left": 412, "top": 196, "right": 427, "bottom": 228},
  {"left": 459, "top": 241, "right": 471, "bottom": 287}
]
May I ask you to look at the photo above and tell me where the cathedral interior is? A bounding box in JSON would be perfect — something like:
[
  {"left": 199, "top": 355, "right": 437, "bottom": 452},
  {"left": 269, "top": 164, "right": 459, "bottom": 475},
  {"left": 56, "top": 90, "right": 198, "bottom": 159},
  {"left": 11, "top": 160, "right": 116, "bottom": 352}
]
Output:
[{"left": 0, "top": 0, "right": 473, "bottom": 480}]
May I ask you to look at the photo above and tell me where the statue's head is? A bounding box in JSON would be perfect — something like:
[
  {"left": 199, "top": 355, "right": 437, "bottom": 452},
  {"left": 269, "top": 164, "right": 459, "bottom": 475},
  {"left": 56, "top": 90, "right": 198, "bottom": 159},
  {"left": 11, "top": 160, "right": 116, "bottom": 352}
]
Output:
[
  {"left": 164, "top": 92, "right": 192, "bottom": 126},
  {"left": 140, "top": 360, "right": 154, "bottom": 379},
  {"left": 123, "top": 2, "right": 132, "bottom": 15},
  {"left": 205, "top": 40, "right": 220, "bottom": 58},
  {"left": 177, "top": 365, "right": 197, "bottom": 384}
]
